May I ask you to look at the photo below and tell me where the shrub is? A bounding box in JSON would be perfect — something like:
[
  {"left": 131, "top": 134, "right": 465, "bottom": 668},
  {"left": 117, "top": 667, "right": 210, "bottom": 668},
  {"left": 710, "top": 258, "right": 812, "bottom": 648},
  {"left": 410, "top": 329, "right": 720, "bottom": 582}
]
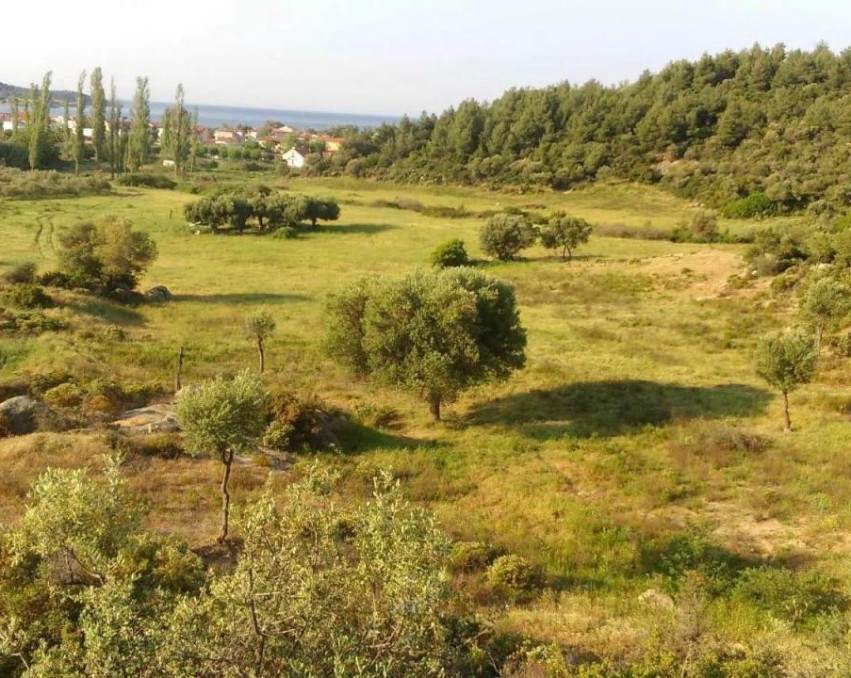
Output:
[
  {"left": 116, "top": 173, "right": 177, "bottom": 189},
  {"left": 486, "top": 554, "right": 543, "bottom": 591},
  {"left": 479, "top": 214, "right": 537, "bottom": 261},
  {"left": 272, "top": 226, "right": 298, "bottom": 239},
  {"left": 451, "top": 541, "right": 498, "bottom": 572},
  {"left": 131, "top": 433, "right": 185, "bottom": 459},
  {"left": 43, "top": 382, "right": 84, "bottom": 409},
  {"left": 430, "top": 239, "right": 470, "bottom": 268},
  {"left": 5, "top": 284, "right": 54, "bottom": 309},
  {"left": 722, "top": 192, "right": 776, "bottom": 219},
  {"left": 263, "top": 388, "right": 333, "bottom": 452},
  {"left": 37, "top": 271, "right": 74, "bottom": 289},
  {"left": 3, "top": 262, "right": 37, "bottom": 285}
]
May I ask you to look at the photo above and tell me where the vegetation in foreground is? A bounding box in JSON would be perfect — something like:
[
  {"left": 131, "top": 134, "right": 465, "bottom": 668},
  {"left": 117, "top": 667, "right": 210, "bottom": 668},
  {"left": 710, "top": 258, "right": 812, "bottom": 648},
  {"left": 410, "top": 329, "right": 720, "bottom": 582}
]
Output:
[{"left": 2, "top": 172, "right": 851, "bottom": 675}]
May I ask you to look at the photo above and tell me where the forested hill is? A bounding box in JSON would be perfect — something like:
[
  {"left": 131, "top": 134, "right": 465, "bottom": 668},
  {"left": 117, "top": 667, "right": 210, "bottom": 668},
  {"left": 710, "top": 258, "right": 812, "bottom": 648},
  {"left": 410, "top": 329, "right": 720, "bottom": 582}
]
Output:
[
  {"left": 327, "top": 44, "right": 851, "bottom": 216},
  {"left": 0, "top": 80, "right": 79, "bottom": 103}
]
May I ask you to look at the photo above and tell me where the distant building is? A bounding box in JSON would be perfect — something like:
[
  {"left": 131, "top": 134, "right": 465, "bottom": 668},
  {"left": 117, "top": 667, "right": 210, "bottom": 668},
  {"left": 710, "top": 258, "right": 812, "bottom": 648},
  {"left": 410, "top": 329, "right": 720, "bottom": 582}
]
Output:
[
  {"left": 281, "top": 147, "right": 305, "bottom": 169},
  {"left": 214, "top": 128, "right": 243, "bottom": 145},
  {"left": 163, "top": 159, "right": 176, "bottom": 168}
]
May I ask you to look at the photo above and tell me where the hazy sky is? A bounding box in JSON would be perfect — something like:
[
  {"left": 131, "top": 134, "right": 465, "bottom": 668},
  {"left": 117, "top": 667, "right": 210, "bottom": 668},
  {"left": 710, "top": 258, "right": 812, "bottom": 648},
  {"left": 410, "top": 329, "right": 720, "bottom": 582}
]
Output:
[{"left": 5, "top": 0, "right": 850, "bottom": 115}]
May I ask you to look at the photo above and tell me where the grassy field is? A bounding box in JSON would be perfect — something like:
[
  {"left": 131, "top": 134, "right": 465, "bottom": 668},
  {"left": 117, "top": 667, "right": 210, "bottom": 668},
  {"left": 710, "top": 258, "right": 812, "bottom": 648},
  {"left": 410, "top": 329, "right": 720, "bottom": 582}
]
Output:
[{"left": 1, "top": 175, "right": 850, "bottom": 669}]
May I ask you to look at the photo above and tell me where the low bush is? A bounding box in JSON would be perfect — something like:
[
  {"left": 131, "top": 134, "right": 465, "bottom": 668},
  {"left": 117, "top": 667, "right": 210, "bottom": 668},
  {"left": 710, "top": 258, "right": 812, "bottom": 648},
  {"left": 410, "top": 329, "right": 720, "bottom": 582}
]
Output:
[
  {"left": 2, "top": 262, "right": 38, "bottom": 285},
  {"left": 351, "top": 402, "right": 402, "bottom": 429},
  {"left": 131, "top": 433, "right": 185, "bottom": 459},
  {"left": 451, "top": 541, "right": 499, "bottom": 572},
  {"left": 4, "top": 284, "right": 54, "bottom": 309},
  {"left": 721, "top": 191, "right": 777, "bottom": 219},
  {"left": 42, "top": 382, "right": 84, "bottom": 409},
  {"left": 486, "top": 554, "right": 543, "bottom": 592},
  {"left": 116, "top": 173, "right": 177, "bottom": 190},
  {"left": 0, "top": 168, "right": 111, "bottom": 199},
  {"left": 430, "top": 239, "right": 470, "bottom": 268},
  {"left": 263, "top": 388, "right": 334, "bottom": 452},
  {"left": 272, "top": 226, "right": 298, "bottom": 239}
]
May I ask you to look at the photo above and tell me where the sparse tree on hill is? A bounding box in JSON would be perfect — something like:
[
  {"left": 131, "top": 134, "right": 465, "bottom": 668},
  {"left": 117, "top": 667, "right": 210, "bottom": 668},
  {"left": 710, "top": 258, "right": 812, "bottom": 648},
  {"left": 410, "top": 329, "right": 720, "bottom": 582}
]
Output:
[
  {"left": 73, "top": 70, "right": 86, "bottom": 175},
  {"left": 128, "top": 76, "right": 151, "bottom": 171},
  {"left": 244, "top": 309, "right": 276, "bottom": 373},
  {"left": 801, "top": 276, "right": 851, "bottom": 353},
  {"left": 480, "top": 213, "right": 537, "bottom": 261},
  {"left": 755, "top": 328, "right": 816, "bottom": 431},
  {"left": 90, "top": 67, "right": 106, "bottom": 161},
  {"left": 176, "top": 371, "right": 269, "bottom": 543},
  {"left": 325, "top": 267, "right": 526, "bottom": 421},
  {"left": 539, "top": 212, "right": 592, "bottom": 260}
]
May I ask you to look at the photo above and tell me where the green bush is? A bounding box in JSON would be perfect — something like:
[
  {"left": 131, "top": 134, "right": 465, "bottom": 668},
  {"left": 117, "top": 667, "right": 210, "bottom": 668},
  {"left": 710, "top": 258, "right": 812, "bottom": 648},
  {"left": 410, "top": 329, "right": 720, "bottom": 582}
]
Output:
[
  {"left": 722, "top": 192, "right": 776, "bottom": 219},
  {"left": 3, "top": 262, "right": 37, "bottom": 285},
  {"left": 272, "top": 226, "right": 299, "bottom": 239},
  {"left": 42, "top": 382, "right": 84, "bottom": 409},
  {"left": 486, "top": 554, "right": 543, "bottom": 591},
  {"left": 430, "top": 239, "right": 470, "bottom": 268},
  {"left": 116, "top": 173, "right": 177, "bottom": 189},
  {"left": 131, "top": 433, "right": 185, "bottom": 459},
  {"left": 263, "top": 388, "right": 333, "bottom": 452},
  {"left": 479, "top": 213, "right": 537, "bottom": 261},
  {"left": 451, "top": 541, "right": 498, "bottom": 572},
  {"left": 5, "top": 284, "right": 54, "bottom": 309}
]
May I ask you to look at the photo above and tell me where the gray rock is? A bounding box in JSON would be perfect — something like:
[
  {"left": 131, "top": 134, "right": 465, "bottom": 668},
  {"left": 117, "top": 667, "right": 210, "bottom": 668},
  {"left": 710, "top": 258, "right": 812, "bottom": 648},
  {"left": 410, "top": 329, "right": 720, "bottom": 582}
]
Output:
[
  {"left": 638, "top": 588, "right": 675, "bottom": 609},
  {"left": 145, "top": 285, "right": 173, "bottom": 302},
  {"left": 112, "top": 405, "right": 180, "bottom": 435},
  {"left": 0, "top": 396, "right": 51, "bottom": 435}
]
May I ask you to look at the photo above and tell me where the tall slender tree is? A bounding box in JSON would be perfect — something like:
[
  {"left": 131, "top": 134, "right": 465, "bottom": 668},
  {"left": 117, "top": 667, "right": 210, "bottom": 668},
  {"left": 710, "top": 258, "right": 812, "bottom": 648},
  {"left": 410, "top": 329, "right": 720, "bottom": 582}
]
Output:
[
  {"left": 162, "top": 84, "right": 191, "bottom": 177},
  {"left": 89, "top": 67, "right": 106, "bottom": 162},
  {"left": 27, "top": 72, "right": 51, "bottom": 171},
  {"left": 10, "top": 97, "right": 19, "bottom": 138},
  {"left": 73, "top": 70, "right": 86, "bottom": 175},
  {"left": 190, "top": 107, "right": 199, "bottom": 172},
  {"left": 108, "top": 77, "right": 122, "bottom": 178},
  {"left": 128, "top": 76, "right": 151, "bottom": 171},
  {"left": 61, "top": 99, "right": 71, "bottom": 151}
]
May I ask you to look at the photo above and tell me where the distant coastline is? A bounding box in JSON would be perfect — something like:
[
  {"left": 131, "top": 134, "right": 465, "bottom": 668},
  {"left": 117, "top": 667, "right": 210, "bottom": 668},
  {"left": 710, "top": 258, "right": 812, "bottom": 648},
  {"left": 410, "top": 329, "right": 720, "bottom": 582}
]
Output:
[{"left": 0, "top": 100, "right": 399, "bottom": 131}]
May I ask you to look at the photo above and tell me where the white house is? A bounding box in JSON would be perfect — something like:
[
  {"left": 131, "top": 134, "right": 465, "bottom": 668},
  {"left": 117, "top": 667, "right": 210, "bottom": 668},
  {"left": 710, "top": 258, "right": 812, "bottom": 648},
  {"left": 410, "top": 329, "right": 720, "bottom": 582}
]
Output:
[{"left": 281, "top": 147, "right": 305, "bottom": 169}]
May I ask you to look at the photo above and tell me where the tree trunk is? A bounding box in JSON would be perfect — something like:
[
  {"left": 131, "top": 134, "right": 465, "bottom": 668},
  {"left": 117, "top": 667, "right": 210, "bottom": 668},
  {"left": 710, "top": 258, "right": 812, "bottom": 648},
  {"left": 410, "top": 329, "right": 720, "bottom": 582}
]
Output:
[
  {"left": 257, "top": 338, "right": 265, "bottom": 374},
  {"left": 175, "top": 346, "right": 185, "bottom": 393},
  {"left": 428, "top": 394, "right": 441, "bottom": 422},
  {"left": 217, "top": 450, "right": 234, "bottom": 543},
  {"left": 782, "top": 389, "right": 792, "bottom": 432}
]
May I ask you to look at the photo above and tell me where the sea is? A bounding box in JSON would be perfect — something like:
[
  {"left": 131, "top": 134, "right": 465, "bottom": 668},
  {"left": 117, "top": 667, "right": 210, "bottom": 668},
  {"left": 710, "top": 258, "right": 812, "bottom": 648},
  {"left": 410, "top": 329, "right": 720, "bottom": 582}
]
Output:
[{"left": 0, "top": 101, "right": 399, "bottom": 131}]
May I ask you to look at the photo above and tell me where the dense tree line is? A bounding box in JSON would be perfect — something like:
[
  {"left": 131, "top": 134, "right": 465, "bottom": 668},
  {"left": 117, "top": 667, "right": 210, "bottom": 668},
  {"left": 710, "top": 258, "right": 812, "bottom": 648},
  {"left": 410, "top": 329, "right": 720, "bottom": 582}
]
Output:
[{"left": 322, "top": 43, "right": 851, "bottom": 213}]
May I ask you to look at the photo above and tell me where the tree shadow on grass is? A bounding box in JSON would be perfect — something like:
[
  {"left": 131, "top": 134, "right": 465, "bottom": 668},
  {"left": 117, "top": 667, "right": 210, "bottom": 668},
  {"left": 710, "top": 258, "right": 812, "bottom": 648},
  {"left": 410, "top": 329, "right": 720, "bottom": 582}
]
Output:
[
  {"left": 69, "top": 298, "right": 146, "bottom": 327},
  {"left": 313, "top": 223, "right": 397, "bottom": 236},
  {"left": 466, "top": 380, "right": 772, "bottom": 439},
  {"left": 174, "top": 293, "right": 309, "bottom": 304},
  {"left": 336, "top": 419, "right": 442, "bottom": 454}
]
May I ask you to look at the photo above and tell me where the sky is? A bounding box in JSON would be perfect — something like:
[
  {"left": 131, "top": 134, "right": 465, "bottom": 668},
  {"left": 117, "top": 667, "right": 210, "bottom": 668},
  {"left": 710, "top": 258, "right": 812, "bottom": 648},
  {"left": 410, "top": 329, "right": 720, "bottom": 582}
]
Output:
[{"left": 4, "top": 0, "right": 851, "bottom": 116}]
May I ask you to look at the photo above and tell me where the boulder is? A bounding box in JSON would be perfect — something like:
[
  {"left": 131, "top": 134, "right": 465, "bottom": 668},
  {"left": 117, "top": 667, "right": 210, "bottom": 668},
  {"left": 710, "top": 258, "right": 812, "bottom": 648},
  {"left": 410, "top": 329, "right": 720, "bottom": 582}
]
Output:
[
  {"left": 0, "top": 396, "right": 51, "bottom": 435},
  {"left": 638, "top": 588, "right": 675, "bottom": 609},
  {"left": 112, "top": 405, "right": 180, "bottom": 435},
  {"left": 145, "top": 285, "right": 173, "bottom": 302}
]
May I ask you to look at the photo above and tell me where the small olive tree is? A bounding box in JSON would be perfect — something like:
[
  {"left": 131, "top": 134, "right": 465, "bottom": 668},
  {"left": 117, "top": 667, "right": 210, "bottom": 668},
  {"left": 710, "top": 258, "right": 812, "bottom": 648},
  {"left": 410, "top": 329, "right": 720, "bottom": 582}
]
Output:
[
  {"left": 755, "top": 329, "right": 817, "bottom": 431},
  {"left": 479, "top": 214, "right": 536, "bottom": 261},
  {"left": 176, "top": 371, "right": 269, "bottom": 542},
  {"left": 801, "top": 276, "right": 851, "bottom": 352},
  {"left": 325, "top": 267, "right": 526, "bottom": 421},
  {"left": 244, "top": 309, "right": 276, "bottom": 373},
  {"left": 430, "top": 238, "right": 470, "bottom": 268},
  {"left": 539, "top": 212, "right": 592, "bottom": 260}
]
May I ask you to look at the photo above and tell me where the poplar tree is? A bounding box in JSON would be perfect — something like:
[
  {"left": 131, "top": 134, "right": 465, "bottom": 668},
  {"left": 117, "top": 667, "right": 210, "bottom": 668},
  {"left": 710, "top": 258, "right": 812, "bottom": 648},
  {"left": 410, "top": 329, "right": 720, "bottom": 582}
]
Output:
[
  {"left": 27, "top": 72, "right": 51, "bottom": 170},
  {"left": 190, "top": 107, "right": 199, "bottom": 172},
  {"left": 128, "top": 76, "right": 151, "bottom": 171},
  {"left": 73, "top": 70, "right": 86, "bottom": 175},
  {"left": 108, "top": 77, "right": 122, "bottom": 178},
  {"left": 61, "top": 99, "right": 70, "bottom": 151},
  {"left": 10, "top": 97, "right": 19, "bottom": 138},
  {"left": 89, "top": 67, "right": 106, "bottom": 162}
]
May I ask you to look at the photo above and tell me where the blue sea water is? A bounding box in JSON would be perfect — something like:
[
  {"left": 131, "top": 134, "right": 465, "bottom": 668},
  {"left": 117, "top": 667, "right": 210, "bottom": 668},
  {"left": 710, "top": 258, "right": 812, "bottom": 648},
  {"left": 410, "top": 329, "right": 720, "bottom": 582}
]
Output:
[{"left": 0, "top": 100, "right": 399, "bottom": 131}]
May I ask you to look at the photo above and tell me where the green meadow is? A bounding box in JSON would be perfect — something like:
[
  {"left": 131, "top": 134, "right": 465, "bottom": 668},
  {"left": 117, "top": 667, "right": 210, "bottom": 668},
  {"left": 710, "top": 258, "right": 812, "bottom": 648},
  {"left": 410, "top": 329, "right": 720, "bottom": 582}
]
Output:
[{"left": 1, "top": 176, "right": 850, "bottom": 669}]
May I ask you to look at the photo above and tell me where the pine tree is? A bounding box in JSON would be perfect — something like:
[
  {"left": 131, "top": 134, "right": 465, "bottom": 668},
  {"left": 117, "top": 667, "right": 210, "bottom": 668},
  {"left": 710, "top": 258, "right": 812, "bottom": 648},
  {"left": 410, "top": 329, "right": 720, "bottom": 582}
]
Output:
[
  {"left": 128, "top": 76, "right": 151, "bottom": 171},
  {"left": 89, "top": 67, "right": 106, "bottom": 162}
]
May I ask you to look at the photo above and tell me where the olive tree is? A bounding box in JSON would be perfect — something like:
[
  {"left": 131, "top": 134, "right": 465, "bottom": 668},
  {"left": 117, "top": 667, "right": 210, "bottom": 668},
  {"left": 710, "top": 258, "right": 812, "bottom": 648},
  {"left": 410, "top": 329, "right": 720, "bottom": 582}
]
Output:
[
  {"left": 244, "top": 309, "right": 276, "bottom": 373},
  {"left": 325, "top": 267, "right": 526, "bottom": 420},
  {"left": 755, "top": 329, "right": 817, "bottom": 431},
  {"left": 801, "top": 276, "right": 851, "bottom": 352},
  {"left": 479, "top": 213, "right": 537, "bottom": 261},
  {"left": 539, "top": 212, "right": 592, "bottom": 260},
  {"left": 176, "top": 371, "right": 269, "bottom": 542}
]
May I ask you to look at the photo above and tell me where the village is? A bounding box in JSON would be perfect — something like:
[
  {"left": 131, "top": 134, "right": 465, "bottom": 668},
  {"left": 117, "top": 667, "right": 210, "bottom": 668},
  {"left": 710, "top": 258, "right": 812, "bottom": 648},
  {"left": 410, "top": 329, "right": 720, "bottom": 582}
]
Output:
[{"left": 0, "top": 110, "right": 344, "bottom": 169}]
